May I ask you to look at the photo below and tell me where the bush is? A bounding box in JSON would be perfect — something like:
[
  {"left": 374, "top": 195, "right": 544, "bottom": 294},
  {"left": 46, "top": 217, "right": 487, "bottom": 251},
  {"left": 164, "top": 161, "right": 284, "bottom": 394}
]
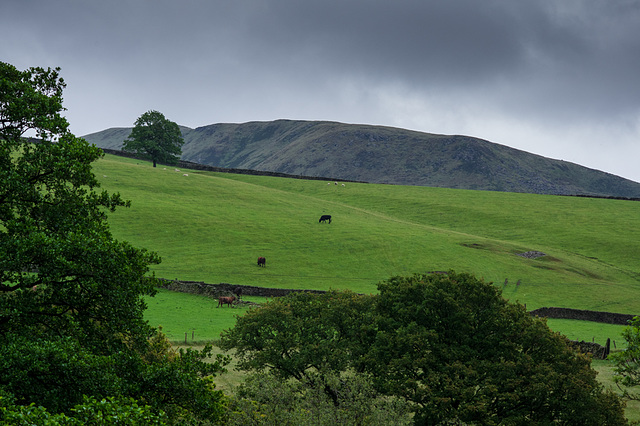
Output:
[{"left": 226, "top": 372, "right": 412, "bottom": 425}]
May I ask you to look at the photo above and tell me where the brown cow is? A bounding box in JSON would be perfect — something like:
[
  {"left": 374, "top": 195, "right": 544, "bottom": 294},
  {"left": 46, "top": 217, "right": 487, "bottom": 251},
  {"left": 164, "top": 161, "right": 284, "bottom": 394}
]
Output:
[
  {"left": 217, "top": 296, "right": 236, "bottom": 308},
  {"left": 257, "top": 257, "right": 266, "bottom": 267}
]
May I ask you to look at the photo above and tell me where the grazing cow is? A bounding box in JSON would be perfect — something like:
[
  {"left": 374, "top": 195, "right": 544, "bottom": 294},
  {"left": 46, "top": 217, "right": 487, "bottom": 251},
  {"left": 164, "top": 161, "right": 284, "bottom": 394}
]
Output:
[
  {"left": 217, "top": 295, "right": 236, "bottom": 307},
  {"left": 319, "top": 214, "right": 332, "bottom": 224},
  {"left": 257, "top": 256, "right": 266, "bottom": 267}
]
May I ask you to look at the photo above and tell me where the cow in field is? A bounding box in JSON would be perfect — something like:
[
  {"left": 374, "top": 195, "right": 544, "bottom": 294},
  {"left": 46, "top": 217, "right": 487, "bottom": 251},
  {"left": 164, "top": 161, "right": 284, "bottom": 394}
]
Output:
[
  {"left": 257, "top": 256, "right": 266, "bottom": 267},
  {"left": 217, "top": 295, "right": 236, "bottom": 308},
  {"left": 319, "top": 214, "right": 332, "bottom": 224}
]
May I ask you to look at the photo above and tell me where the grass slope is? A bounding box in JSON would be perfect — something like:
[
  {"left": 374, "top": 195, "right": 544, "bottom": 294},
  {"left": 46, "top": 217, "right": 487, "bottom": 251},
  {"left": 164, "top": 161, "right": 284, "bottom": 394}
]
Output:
[{"left": 94, "top": 154, "right": 640, "bottom": 341}]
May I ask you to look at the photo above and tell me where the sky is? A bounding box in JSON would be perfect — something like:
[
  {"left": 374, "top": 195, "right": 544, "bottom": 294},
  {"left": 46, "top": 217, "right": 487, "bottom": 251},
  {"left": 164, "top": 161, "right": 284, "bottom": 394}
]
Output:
[{"left": 2, "top": 0, "right": 639, "bottom": 182}]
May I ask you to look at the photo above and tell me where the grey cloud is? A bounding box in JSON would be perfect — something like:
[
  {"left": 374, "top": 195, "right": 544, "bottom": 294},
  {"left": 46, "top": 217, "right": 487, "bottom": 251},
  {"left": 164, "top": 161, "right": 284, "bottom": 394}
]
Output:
[{"left": 1, "top": 0, "right": 639, "bottom": 181}]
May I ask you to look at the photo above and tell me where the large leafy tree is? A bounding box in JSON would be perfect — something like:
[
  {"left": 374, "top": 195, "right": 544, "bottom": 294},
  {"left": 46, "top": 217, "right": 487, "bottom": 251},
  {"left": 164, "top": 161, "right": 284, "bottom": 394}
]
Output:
[
  {"left": 221, "top": 272, "right": 628, "bottom": 424},
  {"left": 0, "top": 62, "right": 227, "bottom": 423},
  {"left": 220, "top": 290, "right": 376, "bottom": 381},
  {"left": 0, "top": 61, "right": 155, "bottom": 349},
  {"left": 123, "top": 110, "right": 184, "bottom": 167},
  {"left": 367, "top": 272, "right": 626, "bottom": 424}
]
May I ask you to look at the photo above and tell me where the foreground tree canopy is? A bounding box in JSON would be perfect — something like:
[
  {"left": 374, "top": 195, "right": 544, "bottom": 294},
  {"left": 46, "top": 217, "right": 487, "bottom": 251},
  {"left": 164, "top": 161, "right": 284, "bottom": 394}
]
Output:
[
  {"left": 221, "top": 272, "right": 627, "bottom": 425},
  {"left": 0, "top": 61, "right": 226, "bottom": 424},
  {"left": 123, "top": 109, "right": 184, "bottom": 167}
]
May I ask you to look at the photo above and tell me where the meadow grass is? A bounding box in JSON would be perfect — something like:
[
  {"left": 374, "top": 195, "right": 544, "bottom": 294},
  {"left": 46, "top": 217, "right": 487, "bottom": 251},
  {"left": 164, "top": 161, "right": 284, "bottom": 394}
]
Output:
[
  {"left": 94, "top": 154, "right": 640, "bottom": 341},
  {"left": 144, "top": 288, "right": 264, "bottom": 342}
]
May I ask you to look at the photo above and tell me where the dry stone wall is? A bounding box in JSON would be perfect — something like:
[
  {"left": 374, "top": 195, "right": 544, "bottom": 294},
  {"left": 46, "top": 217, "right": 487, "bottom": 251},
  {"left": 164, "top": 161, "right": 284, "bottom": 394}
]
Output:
[
  {"left": 158, "top": 279, "right": 327, "bottom": 298},
  {"left": 529, "top": 307, "right": 636, "bottom": 325}
]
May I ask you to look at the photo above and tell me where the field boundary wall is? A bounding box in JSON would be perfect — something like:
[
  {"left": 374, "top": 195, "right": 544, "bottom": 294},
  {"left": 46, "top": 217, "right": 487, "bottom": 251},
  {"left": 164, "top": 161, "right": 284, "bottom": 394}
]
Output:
[
  {"left": 100, "top": 148, "right": 364, "bottom": 183},
  {"left": 160, "top": 280, "right": 638, "bottom": 325},
  {"left": 158, "top": 279, "right": 327, "bottom": 298},
  {"left": 529, "top": 307, "right": 636, "bottom": 325}
]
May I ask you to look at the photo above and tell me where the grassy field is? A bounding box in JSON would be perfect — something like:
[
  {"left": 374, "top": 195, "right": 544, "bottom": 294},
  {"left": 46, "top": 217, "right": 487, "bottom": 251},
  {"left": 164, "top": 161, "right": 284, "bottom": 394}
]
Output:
[
  {"left": 94, "top": 153, "right": 640, "bottom": 420},
  {"left": 95, "top": 155, "right": 640, "bottom": 297},
  {"left": 93, "top": 154, "right": 640, "bottom": 341}
]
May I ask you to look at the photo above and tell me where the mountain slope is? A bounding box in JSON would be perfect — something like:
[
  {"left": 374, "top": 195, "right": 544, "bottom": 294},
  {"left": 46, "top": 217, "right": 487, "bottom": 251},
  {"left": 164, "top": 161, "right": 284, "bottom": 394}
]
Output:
[{"left": 82, "top": 119, "right": 640, "bottom": 197}]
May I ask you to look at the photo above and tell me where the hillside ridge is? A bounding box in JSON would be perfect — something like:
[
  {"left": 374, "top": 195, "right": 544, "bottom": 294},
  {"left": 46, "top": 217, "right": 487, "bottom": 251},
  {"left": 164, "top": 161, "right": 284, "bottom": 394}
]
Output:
[{"left": 83, "top": 119, "right": 640, "bottom": 197}]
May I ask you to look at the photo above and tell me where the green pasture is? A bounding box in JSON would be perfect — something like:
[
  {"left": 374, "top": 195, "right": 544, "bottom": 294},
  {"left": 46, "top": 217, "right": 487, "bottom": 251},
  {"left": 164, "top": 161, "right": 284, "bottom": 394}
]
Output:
[
  {"left": 143, "top": 288, "right": 260, "bottom": 342},
  {"left": 94, "top": 154, "right": 640, "bottom": 342}
]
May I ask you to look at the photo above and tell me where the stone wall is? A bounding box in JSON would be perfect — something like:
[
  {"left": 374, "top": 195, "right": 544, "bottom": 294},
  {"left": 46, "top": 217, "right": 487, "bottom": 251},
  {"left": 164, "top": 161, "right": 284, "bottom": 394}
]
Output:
[
  {"left": 529, "top": 307, "right": 636, "bottom": 325},
  {"left": 158, "top": 279, "right": 327, "bottom": 299},
  {"left": 569, "top": 339, "right": 611, "bottom": 360},
  {"left": 99, "top": 148, "right": 362, "bottom": 183}
]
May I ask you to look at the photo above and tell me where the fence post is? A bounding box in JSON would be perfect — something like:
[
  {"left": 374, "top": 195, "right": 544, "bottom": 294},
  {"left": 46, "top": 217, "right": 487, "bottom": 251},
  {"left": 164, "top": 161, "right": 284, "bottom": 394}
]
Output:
[
  {"left": 185, "top": 332, "right": 188, "bottom": 344},
  {"left": 603, "top": 338, "right": 611, "bottom": 360}
]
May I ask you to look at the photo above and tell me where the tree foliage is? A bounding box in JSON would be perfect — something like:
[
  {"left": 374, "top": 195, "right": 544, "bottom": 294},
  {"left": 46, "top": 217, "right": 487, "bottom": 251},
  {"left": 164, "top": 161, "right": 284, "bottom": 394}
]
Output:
[
  {"left": 367, "top": 272, "right": 626, "bottom": 425},
  {"left": 0, "top": 61, "right": 227, "bottom": 424},
  {"left": 611, "top": 316, "right": 640, "bottom": 399},
  {"left": 220, "top": 290, "right": 376, "bottom": 381},
  {"left": 1, "top": 393, "right": 169, "bottom": 425},
  {"left": 0, "top": 61, "right": 158, "bottom": 351},
  {"left": 221, "top": 272, "right": 628, "bottom": 424},
  {"left": 123, "top": 110, "right": 184, "bottom": 167},
  {"left": 226, "top": 372, "right": 412, "bottom": 425}
]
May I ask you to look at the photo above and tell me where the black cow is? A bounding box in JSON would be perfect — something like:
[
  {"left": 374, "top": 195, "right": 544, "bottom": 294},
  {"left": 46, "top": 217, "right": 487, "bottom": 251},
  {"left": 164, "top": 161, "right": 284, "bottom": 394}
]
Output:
[
  {"left": 257, "top": 257, "right": 266, "bottom": 267},
  {"left": 319, "top": 215, "right": 332, "bottom": 224}
]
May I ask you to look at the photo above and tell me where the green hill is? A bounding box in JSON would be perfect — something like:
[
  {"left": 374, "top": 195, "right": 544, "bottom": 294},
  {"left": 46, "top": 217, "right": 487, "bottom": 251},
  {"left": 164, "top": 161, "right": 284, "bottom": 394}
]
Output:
[
  {"left": 83, "top": 119, "right": 640, "bottom": 198},
  {"left": 94, "top": 154, "right": 640, "bottom": 317}
]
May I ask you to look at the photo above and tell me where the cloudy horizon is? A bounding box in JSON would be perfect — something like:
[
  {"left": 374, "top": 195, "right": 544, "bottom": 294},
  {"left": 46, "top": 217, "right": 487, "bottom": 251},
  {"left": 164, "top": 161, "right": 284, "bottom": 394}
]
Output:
[{"left": 2, "top": 0, "right": 639, "bottom": 181}]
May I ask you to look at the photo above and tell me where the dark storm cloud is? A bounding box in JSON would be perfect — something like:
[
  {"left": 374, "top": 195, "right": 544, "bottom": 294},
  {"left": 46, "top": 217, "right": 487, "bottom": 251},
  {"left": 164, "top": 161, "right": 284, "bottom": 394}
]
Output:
[
  {"left": 1, "top": 0, "right": 639, "bottom": 181},
  {"left": 238, "top": 0, "right": 640, "bottom": 118}
]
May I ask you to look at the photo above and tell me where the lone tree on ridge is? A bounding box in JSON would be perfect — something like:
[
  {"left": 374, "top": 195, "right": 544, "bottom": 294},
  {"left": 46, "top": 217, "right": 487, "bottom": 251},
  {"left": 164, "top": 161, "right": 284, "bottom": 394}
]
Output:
[{"left": 123, "top": 110, "right": 184, "bottom": 167}]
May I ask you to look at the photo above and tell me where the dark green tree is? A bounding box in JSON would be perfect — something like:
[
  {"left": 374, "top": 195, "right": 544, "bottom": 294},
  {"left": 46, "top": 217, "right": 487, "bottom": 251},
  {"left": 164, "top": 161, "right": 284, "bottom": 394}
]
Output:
[
  {"left": 220, "top": 273, "right": 628, "bottom": 424},
  {"left": 123, "top": 110, "right": 184, "bottom": 167},
  {"left": 366, "top": 272, "right": 627, "bottom": 425},
  {"left": 0, "top": 61, "right": 153, "bottom": 351},
  {"left": 0, "top": 61, "right": 227, "bottom": 424},
  {"left": 219, "top": 290, "right": 377, "bottom": 408},
  {"left": 220, "top": 290, "right": 376, "bottom": 381}
]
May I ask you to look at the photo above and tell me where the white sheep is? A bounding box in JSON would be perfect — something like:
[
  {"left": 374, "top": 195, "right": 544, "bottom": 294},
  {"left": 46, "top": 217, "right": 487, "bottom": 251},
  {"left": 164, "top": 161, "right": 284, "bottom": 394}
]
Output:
[
  {"left": 183, "top": 174, "right": 189, "bottom": 177},
  {"left": 342, "top": 183, "right": 345, "bottom": 187}
]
